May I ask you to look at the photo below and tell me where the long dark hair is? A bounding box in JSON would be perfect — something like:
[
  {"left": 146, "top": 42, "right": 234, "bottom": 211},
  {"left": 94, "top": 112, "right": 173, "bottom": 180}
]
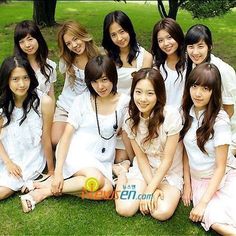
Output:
[
  {"left": 180, "top": 63, "right": 222, "bottom": 153},
  {"left": 151, "top": 18, "right": 185, "bottom": 81},
  {"left": 128, "top": 68, "right": 166, "bottom": 144},
  {"left": 0, "top": 56, "right": 40, "bottom": 127},
  {"left": 85, "top": 55, "right": 118, "bottom": 96},
  {"left": 14, "top": 20, "right": 53, "bottom": 84},
  {"left": 102, "top": 10, "right": 139, "bottom": 67},
  {"left": 185, "top": 24, "right": 213, "bottom": 80}
]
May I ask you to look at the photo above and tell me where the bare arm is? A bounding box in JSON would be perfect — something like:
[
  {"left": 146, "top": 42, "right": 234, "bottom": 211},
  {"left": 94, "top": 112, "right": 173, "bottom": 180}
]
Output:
[
  {"left": 142, "top": 50, "right": 153, "bottom": 68},
  {"left": 182, "top": 146, "right": 192, "bottom": 206},
  {"left": 145, "top": 133, "right": 179, "bottom": 194},
  {"left": 48, "top": 83, "right": 56, "bottom": 107},
  {"left": 121, "top": 130, "right": 135, "bottom": 161},
  {"left": 41, "top": 95, "right": 55, "bottom": 175},
  {"left": 223, "top": 104, "right": 234, "bottom": 118},
  {"left": 130, "top": 139, "right": 153, "bottom": 184},
  {"left": 0, "top": 118, "right": 22, "bottom": 178},
  {"left": 189, "top": 144, "right": 227, "bottom": 222}
]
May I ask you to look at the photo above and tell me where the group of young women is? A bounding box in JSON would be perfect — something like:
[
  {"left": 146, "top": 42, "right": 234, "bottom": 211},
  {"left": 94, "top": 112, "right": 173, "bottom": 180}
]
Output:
[{"left": 0, "top": 10, "right": 236, "bottom": 235}]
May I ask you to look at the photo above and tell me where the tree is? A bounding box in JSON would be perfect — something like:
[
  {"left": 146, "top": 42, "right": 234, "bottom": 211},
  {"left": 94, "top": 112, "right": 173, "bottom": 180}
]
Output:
[
  {"left": 33, "top": 0, "right": 57, "bottom": 28},
  {"left": 116, "top": 0, "right": 236, "bottom": 19},
  {"left": 155, "top": 0, "right": 236, "bottom": 20},
  {"left": 0, "top": 0, "right": 8, "bottom": 3}
]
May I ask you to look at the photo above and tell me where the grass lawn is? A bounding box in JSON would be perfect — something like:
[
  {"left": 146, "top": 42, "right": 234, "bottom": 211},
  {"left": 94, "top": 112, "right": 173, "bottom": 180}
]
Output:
[{"left": 0, "top": 1, "right": 235, "bottom": 235}]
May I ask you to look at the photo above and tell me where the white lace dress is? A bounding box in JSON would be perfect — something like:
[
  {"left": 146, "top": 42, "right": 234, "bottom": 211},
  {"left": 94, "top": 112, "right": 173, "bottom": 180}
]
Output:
[{"left": 0, "top": 105, "right": 46, "bottom": 191}]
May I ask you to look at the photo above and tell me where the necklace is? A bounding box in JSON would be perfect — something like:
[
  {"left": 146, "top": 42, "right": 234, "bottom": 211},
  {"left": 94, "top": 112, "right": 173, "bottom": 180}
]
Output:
[{"left": 94, "top": 96, "right": 118, "bottom": 153}]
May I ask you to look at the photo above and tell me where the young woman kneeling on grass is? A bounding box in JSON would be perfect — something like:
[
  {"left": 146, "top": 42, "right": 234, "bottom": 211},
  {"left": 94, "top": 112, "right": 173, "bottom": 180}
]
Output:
[
  {"left": 115, "top": 68, "right": 183, "bottom": 220},
  {"left": 20, "top": 55, "right": 130, "bottom": 212},
  {"left": 181, "top": 63, "right": 236, "bottom": 235},
  {"left": 0, "top": 56, "right": 54, "bottom": 200}
]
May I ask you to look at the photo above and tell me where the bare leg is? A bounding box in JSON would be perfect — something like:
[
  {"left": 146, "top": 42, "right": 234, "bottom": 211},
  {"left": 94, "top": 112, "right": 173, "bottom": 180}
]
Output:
[
  {"left": 115, "top": 173, "right": 146, "bottom": 217},
  {"left": 0, "top": 187, "right": 14, "bottom": 200},
  {"left": 150, "top": 183, "right": 180, "bottom": 221},
  {"left": 51, "top": 121, "right": 66, "bottom": 148},
  {"left": 211, "top": 223, "right": 236, "bottom": 235}
]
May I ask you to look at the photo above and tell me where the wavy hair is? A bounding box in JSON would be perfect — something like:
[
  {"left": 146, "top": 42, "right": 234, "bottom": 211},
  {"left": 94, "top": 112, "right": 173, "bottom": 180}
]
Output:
[
  {"left": 57, "top": 21, "right": 99, "bottom": 84},
  {"left": 151, "top": 18, "right": 185, "bottom": 82},
  {"left": 128, "top": 68, "right": 166, "bottom": 144},
  {"left": 14, "top": 20, "right": 53, "bottom": 85},
  {"left": 180, "top": 63, "right": 222, "bottom": 153},
  {"left": 185, "top": 24, "right": 213, "bottom": 80},
  {"left": 0, "top": 56, "right": 39, "bottom": 127},
  {"left": 102, "top": 10, "right": 139, "bottom": 67}
]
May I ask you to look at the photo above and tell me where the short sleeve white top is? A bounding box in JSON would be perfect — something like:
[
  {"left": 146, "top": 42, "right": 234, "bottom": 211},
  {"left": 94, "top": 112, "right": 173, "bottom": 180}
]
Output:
[
  {"left": 117, "top": 46, "right": 144, "bottom": 95},
  {"left": 56, "top": 58, "right": 87, "bottom": 112},
  {"left": 35, "top": 58, "right": 57, "bottom": 95},
  {"left": 183, "top": 107, "right": 236, "bottom": 178},
  {"left": 159, "top": 61, "right": 186, "bottom": 109}
]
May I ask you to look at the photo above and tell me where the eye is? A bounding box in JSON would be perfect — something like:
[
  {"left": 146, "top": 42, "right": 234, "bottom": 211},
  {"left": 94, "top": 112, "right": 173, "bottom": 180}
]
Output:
[
  {"left": 158, "top": 39, "right": 163, "bottom": 44},
  {"left": 191, "top": 84, "right": 197, "bottom": 88},
  {"left": 148, "top": 92, "right": 154, "bottom": 96},
  {"left": 167, "top": 35, "right": 172, "bottom": 39},
  {"left": 102, "top": 78, "right": 108, "bottom": 82},
  {"left": 135, "top": 90, "right": 141, "bottom": 94},
  {"left": 91, "top": 80, "right": 97, "bottom": 84},
  {"left": 204, "top": 86, "right": 210, "bottom": 91},
  {"left": 187, "top": 45, "right": 193, "bottom": 49},
  {"left": 110, "top": 33, "right": 116, "bottom": 38},
  {"left": 24, "top": 75, "right": 30, "bottom": 80},
  {"left": 11, "top": 77, "right": 18, "bottom": 81},
  {"left": 65, "top": 42, "right": 71, "bottom": 47}
]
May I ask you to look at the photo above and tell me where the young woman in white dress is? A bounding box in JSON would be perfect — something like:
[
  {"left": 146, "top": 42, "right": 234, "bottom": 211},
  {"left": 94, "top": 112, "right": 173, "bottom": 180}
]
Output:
[
  {"left": 151, "top": 17, "right": 186, "bottom": 109},
  {"left": 185, "top": 24, "right": 236, "bottom": 155},
  {"left": 102, "top": 10, "right": 153, "bottom": 173},
  {"left": 0, "top": 56, "right": 54, "bottom": 200},
  {"left": 115, "top": 68, "right": 183, "bottom": 220},
  {"left": 52, "top": 21, "right": 99, "bottom": 147},
  {"left": 14, "top": 20, "right": 57, "bottom": 102},
  {"left": 181, "top": 63, "right": 236, "bottom": 235},
  {"left": 20, "top": 55, "right": 129, "bottom": 213}
]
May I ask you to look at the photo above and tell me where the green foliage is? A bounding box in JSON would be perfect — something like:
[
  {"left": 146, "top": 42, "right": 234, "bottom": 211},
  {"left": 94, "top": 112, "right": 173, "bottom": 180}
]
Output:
[{"left": 181, "top": 0, "right": 236, "bottom": 18}]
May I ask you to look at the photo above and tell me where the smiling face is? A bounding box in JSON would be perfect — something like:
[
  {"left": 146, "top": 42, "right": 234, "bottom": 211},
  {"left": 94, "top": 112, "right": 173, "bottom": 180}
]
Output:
[
  {"left": 187, "top": 40, "right": 209, "bottom": 65},
  {"left": 63, "top": 33, "right": 86, "bottom": 56},
  {"left": 19, "top": 34, "right": 39, "bottom": 56},
  {"left": 190, "top": 84, "right": 212, "bottom": 112},
  {"left": 9, "top": 67, "right": 30, "bottom": 101},
  {"left": 109, "top": 22, "right": 130, "bottom": 49},
  {"left": 91, "top": 74, "right": 113, "bottom": 98},
  {"left": 157, "top": 29, "right": 178, "bottom": 56},
  {"left": 134, "top": 79, "right": 157, "bottom": 118}
]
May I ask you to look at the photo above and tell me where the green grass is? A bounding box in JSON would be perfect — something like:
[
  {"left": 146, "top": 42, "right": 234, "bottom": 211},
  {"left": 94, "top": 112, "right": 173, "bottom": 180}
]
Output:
[{"left": 0, "top": 1, "right": 234, "bottom": 235}]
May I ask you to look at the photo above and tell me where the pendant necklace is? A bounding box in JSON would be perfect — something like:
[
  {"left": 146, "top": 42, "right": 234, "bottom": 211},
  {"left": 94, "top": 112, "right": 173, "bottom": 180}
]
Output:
[{"left": 94, "top": 96, "right": 118, "bottom": 153}]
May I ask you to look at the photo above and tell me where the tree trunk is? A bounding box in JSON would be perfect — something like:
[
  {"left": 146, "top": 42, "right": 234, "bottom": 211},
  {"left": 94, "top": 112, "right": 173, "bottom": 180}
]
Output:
[
  {"left": 168, "top": 0, "right": 179, "bottom": 20},
  {"left": 33, "top": 0, "right": 57, "bottom": 27}
]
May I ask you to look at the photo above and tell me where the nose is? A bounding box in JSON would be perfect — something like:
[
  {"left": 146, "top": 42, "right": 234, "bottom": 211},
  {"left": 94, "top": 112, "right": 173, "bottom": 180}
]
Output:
[
  {"left": 164, "top": 39, "right": 169, "bottom": 46},
  {"left": 117, "top": 33, "right": 122, "bottom": 41},
  {"left": 140, "top": 93, "right": 147, "bottom": 102},
  {"left": 97, "top": 81, "right": 103, "bottom": 90},
  {"left": 18, "top": 78, "right": 25, "bottom": 87},
  {"left": 72, "top": 40, "right": 77, "bottom": 48},
  {"left": 195, "top": 87, "right": 202, "bottom": 97},
  {"left": 192, "top": 47, "right": 198, "bottom": 55},
  {"left": 25, "top": 41, "right": 30, "bottom": 47}
]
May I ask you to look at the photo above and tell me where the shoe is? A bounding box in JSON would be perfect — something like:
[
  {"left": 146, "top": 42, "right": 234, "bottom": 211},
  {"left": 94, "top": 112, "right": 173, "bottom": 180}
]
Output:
[
  {"left": 20, "top": 194, "right": 36, "bottom": 213},
  {"left": 21, "top": 172, "right": 50, "bottom": 194},
  {"left": 112, "top": 160, "right": 130, "bottom": 177}
]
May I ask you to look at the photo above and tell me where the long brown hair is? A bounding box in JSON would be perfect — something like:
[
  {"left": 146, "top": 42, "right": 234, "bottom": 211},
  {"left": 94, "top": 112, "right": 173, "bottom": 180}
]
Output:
[
  {"left": 180, "top": 62, "right": 222, "bottom": 153},
  {"left": 57, "top": 21, "right": 98, "bottom": 84},
  {"left": 127, "top": 68, "right": 166, "bottom": 144}
]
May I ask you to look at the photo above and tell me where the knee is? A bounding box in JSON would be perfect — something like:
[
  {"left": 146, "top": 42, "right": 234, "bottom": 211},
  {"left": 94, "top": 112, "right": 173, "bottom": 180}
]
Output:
[
  {"left": 0, "top": 190, "right": 13, "bottom": 200},
  {"left": 151, "top": 208, "right": 174, "bottom": 221},
  {"left": 116, "top": 203, "right": 137, "bottom": 217}
]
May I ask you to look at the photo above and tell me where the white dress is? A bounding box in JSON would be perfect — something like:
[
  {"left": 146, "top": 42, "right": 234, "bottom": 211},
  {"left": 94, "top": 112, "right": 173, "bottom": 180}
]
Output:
[
  {"left": 183, "top": 107, "right": 236, "bottom": 231},
  {"left": 160, "top": 61, "right": 186, "bottom": 109},
  {"left": 117, "top": 46, "right": 144, "bottom": 95},
  {"left": 36, "top": 58, "right": 57, "bottom": 95},
  {"left": 56, "top": 58, "right": 87, "bottom": 112},
  {"left": 0, "top": 103, "right": 46, "bottom": 191},
  {"left": 123, "top": 106, "right": 183, "bottom": 191},
  {"left": 60, "top": 92, "right": 129, "bottom": 184}
]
